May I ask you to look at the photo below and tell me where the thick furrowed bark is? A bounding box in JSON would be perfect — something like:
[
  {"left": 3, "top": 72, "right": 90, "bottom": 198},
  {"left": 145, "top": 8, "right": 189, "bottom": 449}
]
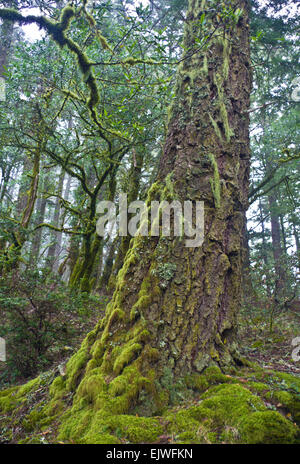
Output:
[{"left": 58, "top": 0, "right": 252, "bottom": 420}]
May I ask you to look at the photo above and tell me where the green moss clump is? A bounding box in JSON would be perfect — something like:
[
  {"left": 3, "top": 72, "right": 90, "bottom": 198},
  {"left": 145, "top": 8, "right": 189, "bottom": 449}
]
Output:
[
  {"left": 198, "top": 384, "right": 266, "bottom": 426},
  {"left": 203, "top": 366, "right": 232, "bottom": 384},
  {"left": 113, "top": 342, "right": 142, "bottom": 375},
  {"left": 185, "top": 366, "right": 232, "bottom": 393},
  {"left": 76, "top": 371, "right": 107, "bottom": 404},
  {"left": 114, "top": 415, "right": 163, "bottom": 443},
  {"left": 165, "top": 408, "right": 208, "bottom": 443},
  {"left": 244, "top": 381, "right": 269, "bottom": 394},
  {"left": 268, "top": 390, "right": 300, "bottom": 424},
  {"left": 240, "top": 368, "right": 300, "bottom": 425},
  {"left": 16, "top": 377, "right": 41, "bottom": 397},
  {"left": 61, "top": 411, "right": 162, "bottom": 444},
  {"left": 22, "top": 409, "right": 49, "bottom": 433},
  {"left": 0, "top": 373, "right": 54, "bottom": 414},
  {"left": 165, "top": 381, "right": 298, "bottom": 444},
  {"left": 239, "top": 411, "right": 297, "bottom": 444},
  {"left": 185, "top": 373, "right": 209, "bottom": 392},
  {"left": 65, "top": 342, "right": 90, "bottom": 391},
  {"left": 273, "top": 371, "right": 300, "bottom": 390},
  {"left": 0, "top": 391, "right": 17, "bottom": 413}
]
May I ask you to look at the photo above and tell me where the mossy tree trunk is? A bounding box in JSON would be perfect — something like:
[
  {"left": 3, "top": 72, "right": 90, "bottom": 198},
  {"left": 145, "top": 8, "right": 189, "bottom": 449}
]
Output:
[
  {"left": 46, "top": 168, "right": 65, "bottom": 270},
  {"left": 107, "top": 149, "right": 144, "bottom": 292},
  {"left": 29, "top": 173, "right": 51, "bottom": 266},
  {"left": 0, "top": 0, "right": 16, "bottom": 79},
  {"left": 0, "top": 2, "right": 16, "bottom": 253},
  {"left": 69, "top": 169, "right": 118, "bottom": 293},
  {"left": 58, "top": 0, "right": 252, "bottom": 421},
  {"left": 98, "top": 236, "right": 120, "bottom": 292},
  {"left": 0, "top": 107, "right": 45, "bottom": 274}
]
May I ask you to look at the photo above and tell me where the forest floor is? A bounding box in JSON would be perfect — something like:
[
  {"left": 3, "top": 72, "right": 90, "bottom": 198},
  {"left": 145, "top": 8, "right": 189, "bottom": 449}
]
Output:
[
  {"left": 0, "top": 305, "right": 299, "bottom": 444},
  {"left": 238, "top": 308, "right": 300, "bottom": 376}
]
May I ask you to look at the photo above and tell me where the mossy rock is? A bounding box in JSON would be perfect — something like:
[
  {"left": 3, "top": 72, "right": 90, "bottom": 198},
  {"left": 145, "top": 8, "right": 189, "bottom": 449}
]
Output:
[
  {"left": 164, "top": 382, "right": 299, "bottom": 444},
  {"left": 198, "top": 383, "right": 266, "bottom": 425},
  {"left": 239, "top": 411, "right": 298, "bottom": 444}
]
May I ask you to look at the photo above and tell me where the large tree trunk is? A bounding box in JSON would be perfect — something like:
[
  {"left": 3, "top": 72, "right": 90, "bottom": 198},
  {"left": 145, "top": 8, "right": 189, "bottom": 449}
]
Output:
[{"left": 59, "top": 0, "right": 252, "bottom": 423}]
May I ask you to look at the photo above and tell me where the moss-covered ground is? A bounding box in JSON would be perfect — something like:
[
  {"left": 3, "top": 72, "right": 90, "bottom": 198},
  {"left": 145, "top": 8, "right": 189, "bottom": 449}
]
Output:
[
  {"left": 0, "top": 362, "right": 299, "bottom": 444},
  {"left": 1, "top": 285, "right": 299, "bottom": 445}
]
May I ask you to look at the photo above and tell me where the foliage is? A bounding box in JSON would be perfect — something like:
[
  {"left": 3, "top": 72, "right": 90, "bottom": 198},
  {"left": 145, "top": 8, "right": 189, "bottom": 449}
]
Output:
[{"left": 0, "top": 269, "right": 104, "bottom": 383}]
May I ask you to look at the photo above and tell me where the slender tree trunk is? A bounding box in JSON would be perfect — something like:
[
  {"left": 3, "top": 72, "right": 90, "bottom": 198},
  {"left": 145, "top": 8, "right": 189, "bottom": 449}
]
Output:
[
  {"left": 268, "top": 191, "right": 285, "bottom": 302},
  {"left": 29, "top": 174, "right": 50, "bottom": 266},
  {"left": 258, "top": 199, "right": 272, "bottom": 297},
  {"left": 69, "top": 172, "right": 117, "bottom": 293},
  {"left": 60, "top": 233, "right": 81, "bottom": 282},
  {"left": 291, "top": 216, "right": 300, "bottom": 272},
  {"left": 47, "top": 168, "right": 65, "bottom": 270},
  {"left": 0, "top": 0, "right": 16, "bottom": 79},
  {"left": 1, "top": 134, "right": 42, "bottom": 273},
  {"left": 0, "top": 163, "right": 13, "bottom": 206},
  {"left": 98, "top": 237, "right": 118, "bottom": 292},
  {"left": 55, "top": 173, "right": 72, "bottom": 275},
  {"left": 0, "top": 0, "right": 18, "bottom": 253},
  {"left": 15, "top": 156, "right": 33, "bottom": 220},
  {"left": 259, "top": 200, "right": 269, "bottom": 267},
  {"left": 279, "top": 214, "right": 287, "bottom": 255},
  {"left": 108, "top": 149, "right": 143, "bottom": 292}
]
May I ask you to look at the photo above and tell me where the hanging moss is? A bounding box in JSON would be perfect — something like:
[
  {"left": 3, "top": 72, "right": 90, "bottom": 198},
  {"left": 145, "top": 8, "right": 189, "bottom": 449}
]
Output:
[
  {"left": 208, "top": 153, "right": 221, "bottom": 208},
  {"left": 213, "top": 72, "right": 234, "bottom": 142},
  {"left": 0, "top": 5, "right": 121, "bottom": 139},
  {"left": 209, "top": 114, "right": 223, "bottom": 142},
  {"left": 222, "top": 33, "right": 232, "bottom": 80},
  {"left": 202, "top": 54, "right": 208, "bottom": 75},
  {"left": 220, "top": 101, "right": 234, "bottom": 142}
]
